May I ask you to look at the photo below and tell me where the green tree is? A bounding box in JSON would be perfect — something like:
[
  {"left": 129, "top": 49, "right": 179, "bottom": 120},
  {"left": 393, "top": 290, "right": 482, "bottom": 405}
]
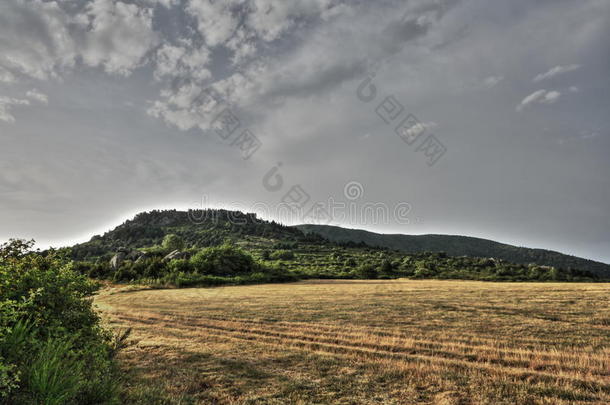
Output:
[
  {"left": 190, "top": 243, "right": 259, "bottom": 276},
  {"left": 162, "top": 234, "right": 185, "bottom": 252}
]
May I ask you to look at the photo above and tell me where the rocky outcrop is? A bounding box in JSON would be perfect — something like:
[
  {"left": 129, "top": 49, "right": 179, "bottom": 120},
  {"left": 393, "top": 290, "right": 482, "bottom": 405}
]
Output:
[
  {"left": 163, "top": 250, "right": 187, "bottom": 261},
  {"left": 109, "top": 248, "right": 187, "bottom": 268},
  {"left": 110, "top": 251, "right": 126, "bottom": 269},
  {"left": 110, "top": 248, "right": 150, "bottom": 268},
  {"left": 134, "top": 252, "right": 149, "bottom": 263}
]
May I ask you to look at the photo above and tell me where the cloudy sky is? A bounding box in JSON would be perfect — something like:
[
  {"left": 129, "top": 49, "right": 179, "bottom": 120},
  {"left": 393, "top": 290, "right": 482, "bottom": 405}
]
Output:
[{"left": 1, "top": 0, "right": 609, "bottom": 263}]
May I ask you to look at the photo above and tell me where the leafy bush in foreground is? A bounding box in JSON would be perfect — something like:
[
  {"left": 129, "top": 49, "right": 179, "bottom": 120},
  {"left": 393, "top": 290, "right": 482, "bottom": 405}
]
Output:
[{"left": 0, "top": 239, "right": 122, "bottom": 404}]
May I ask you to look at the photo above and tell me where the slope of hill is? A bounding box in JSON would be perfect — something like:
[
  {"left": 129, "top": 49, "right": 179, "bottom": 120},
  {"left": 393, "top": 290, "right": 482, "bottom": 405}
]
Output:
[
  {"left": 295, "top": 224, "right": 610, "bottom": 277},
  {"left": 66, "top": 210, "right": 605, "bottom": 285},
  {"left": 70, "top": 209, "right": 314, "bottom": 261}
]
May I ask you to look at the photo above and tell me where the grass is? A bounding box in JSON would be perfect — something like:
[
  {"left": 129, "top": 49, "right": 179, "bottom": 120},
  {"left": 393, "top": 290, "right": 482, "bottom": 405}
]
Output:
[{"left": 95, "top": 280, "right": 610, "bottom": 404}]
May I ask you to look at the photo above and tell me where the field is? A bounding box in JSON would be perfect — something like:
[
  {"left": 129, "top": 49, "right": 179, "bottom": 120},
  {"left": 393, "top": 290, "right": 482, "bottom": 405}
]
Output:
[{"left": 95, "top": 280, "right": 610, "bottom": 404}]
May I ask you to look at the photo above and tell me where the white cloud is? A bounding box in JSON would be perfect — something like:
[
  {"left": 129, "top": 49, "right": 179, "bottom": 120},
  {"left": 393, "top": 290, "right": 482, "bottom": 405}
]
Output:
[
  {"left": 247, "top": 0, "right": 340, "bottom": 42},
  {"left": 0, "top": 67, "right": 16, "bottom": 84},
  {"left": 147, "top": 82, "right": 225, "bottom": 131},
  {"left": 533, "top": 64, "right": 581, "bottom": 82},
  {"left": 78, "top": 0, "right": 159, "bottom": 75},
  {"left": 543, "top": 90, "right": 561, "bottom": 103},
  {"left": 0, "top": 0, "right": 159, "bottom": 81},
  {"left": 154, "top": 42, "right": 211, "bottom": 82},
  {"left": 516, "top": 89, "right": 561, "bottom": 111},
  {"left": 0, "top": 0, "right": 77, "bottom": 80},
  {"left": 0, "top": 96, "right": 30, "bottom": 124},
  {"left": 26, "top": 89, "right": 49, "bottom": 104},
  {"left": 186, "top": 0, "right": 243, "bottom": 48},
  {"left": 184, "top": 0, "right": 349, "bottom": 61}
]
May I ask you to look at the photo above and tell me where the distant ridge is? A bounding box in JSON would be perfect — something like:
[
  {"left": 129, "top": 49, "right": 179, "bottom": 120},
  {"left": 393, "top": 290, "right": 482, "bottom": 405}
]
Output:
[{"left": 295, "top": 224, "right": 610, "bottom": 277}]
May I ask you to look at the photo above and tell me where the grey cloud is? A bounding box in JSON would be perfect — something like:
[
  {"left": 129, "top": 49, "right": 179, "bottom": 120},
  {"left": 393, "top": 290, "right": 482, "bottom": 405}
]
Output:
[
  {"left": 264, "top": 60, "right": 368, "bottom": 100},
  {"left": 379, "top": 16, "right": 430, "bottom": 54}
]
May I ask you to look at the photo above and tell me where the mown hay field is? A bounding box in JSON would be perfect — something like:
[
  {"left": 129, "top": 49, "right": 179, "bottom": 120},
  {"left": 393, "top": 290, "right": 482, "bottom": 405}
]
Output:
[{"left": 95, "top": 280, "right": 610, "bottom": 404}]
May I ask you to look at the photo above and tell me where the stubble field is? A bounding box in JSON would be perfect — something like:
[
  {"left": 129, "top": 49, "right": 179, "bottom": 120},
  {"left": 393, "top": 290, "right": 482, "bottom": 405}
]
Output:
[{"left": 95, "top": 280, "right": 610, "bottom": 404}]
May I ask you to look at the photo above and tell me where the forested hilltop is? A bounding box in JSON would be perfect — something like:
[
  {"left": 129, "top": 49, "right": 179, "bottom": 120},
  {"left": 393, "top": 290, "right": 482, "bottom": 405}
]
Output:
[
  {"left": 66, "top": 209, "right": 605, "bottom": 286},
  {"left": 297, "top": 224, "right": 610, "bottom": 278}
]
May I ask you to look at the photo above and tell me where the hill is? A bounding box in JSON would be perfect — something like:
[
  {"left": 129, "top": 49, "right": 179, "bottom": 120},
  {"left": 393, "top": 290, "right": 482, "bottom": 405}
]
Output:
[
  {"left": 70, "top": 209, "right": 311, "bottom": 261},
  {"left": 295, "top": 224, "right": 610, "bottom": 277},
  {"left": 64, "top": 209, "right": 605, "bottom": 285}
]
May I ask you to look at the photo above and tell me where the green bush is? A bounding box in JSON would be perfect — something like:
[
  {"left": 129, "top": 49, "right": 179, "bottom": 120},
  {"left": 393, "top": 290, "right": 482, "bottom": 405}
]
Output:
[
  {"left": 167, "top": 258, "right": 193, "bottom": 274},
  {"left": 162, "top": 234, "right": 185, "bottom": 252},
  {"left": 270, "top": 250, "right": 295, "bottom": 261},
  {"left": 190, "top": 243, "right": 260, "bottom": 276},
  {"left": 0, "top": 359, "right": 18, "bottom": 400},
  {"left": 354, "top": 264, "right": 379, "bottom": 279},
  {"left": 0, "top": 239, "right": 122, "bottom": 404}
]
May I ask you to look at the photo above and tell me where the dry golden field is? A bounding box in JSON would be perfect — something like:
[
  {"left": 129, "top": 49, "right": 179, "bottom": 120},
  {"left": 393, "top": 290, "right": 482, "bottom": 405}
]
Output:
[{"left": 95, "top": 280, "right": 610, "bottom": 404}]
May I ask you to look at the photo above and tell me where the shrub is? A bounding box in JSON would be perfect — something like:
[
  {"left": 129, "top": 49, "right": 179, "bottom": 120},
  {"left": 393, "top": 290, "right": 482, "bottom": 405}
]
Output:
[
  {"left": 272, "top": 241, "right": 297, "bottom": 250},
  {"left": 167, "top": 258, "right": 193, "bottom": 274},
  {"left": 0, "top": 360, "right": 18, "bottom": 400},
  {"left": 270, "top": 250, "right": 295, "bottom": 261},
  {"left": 190, "top": 243, "right": 260, "bottom": 276},
  {"left": 0, "top": 239, "right": 122, "bottom": 404},
  {"left": 354, "top": 264, "right": 379, "bottom": 279},
  {"left": 162, "top": 234, "right": 185, "bottom": 252}
]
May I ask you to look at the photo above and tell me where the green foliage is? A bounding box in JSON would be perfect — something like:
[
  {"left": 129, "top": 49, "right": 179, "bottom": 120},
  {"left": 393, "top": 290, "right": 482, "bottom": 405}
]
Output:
[
  {"left": 0, "top": 239, "right": 122, "bottom": 404},
  {"left": 65, "top": 210, "right": 603, "bottom": 288},
  {"left": 162, "top": 234, "right": 185, "bottom": 252},
  {"left": 0, "top": 359, "right": 18, "bottom": 400},
  {"left": 27, "top": 338, "right": 83, "bottom": 405},
  {"left": 167, "top": 258, "right": 192, "bottom": 274},
  {"left": 190, "top": 243, "right": 259, "bottom": 276},
  {"left": 70, "top": 209, "right": 309, "bottom": 262},
  {"left": 270, "top": 250, "right": 295, "bottom": 261},
  {"left": 272, "top": 241, "right": 298, "bottom": 250},
  {"left": 298, "top": 224, "right": 610, "bottom": 278},
  {"left": 355, "top": 263, "right": 379, "bottom": 279}
]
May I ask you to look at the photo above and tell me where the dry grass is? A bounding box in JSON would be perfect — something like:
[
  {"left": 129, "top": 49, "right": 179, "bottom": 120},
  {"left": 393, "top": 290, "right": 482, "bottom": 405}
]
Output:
[{"left": 95, "top": 280, "right": 610, "bottom": 404}]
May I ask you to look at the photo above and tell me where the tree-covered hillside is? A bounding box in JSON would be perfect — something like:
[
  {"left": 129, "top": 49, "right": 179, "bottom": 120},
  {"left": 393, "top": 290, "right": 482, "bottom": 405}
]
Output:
[
  {"left": 67, "top": 210, "right": 605, "bottom": 286},
  {"left": 296, "top": 224, "right": 610, "bottom": 278}
]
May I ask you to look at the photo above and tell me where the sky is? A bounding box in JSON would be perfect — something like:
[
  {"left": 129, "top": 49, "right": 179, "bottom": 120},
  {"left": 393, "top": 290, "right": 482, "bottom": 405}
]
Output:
[{"left": 1, "top": 0, "right": 609, "bottom": 263}]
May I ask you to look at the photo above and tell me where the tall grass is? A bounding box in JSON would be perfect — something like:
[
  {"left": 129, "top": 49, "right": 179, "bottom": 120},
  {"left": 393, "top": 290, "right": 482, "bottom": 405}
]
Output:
[{"left": 27, "top": 338, "right": 83, "bottom": 405}]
